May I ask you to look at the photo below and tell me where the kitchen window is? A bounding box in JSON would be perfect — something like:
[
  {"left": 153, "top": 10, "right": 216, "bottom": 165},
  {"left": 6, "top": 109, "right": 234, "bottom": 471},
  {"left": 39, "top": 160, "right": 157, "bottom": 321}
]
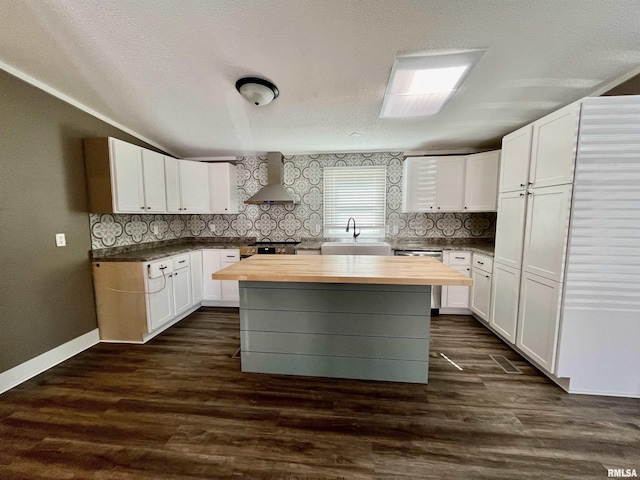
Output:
[{"left": 323, "top": 166, "right": 386, "bottom": 238}]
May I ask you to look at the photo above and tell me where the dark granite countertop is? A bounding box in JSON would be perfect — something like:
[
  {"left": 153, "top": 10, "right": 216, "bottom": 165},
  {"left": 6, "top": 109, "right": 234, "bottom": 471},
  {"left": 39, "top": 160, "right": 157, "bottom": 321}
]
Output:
[
  {"left": 295, "top": 238, "right": 495, "bottom": 257},
  {"left": 91, "top": 237, "right": 255, "bottom": 262}
]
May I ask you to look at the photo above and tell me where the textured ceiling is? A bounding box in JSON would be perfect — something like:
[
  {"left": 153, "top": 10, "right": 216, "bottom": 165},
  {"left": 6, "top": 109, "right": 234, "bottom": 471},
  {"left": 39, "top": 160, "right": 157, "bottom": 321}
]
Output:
[{"left": 1, "top": 0, "right": 640, "bottom": 157}]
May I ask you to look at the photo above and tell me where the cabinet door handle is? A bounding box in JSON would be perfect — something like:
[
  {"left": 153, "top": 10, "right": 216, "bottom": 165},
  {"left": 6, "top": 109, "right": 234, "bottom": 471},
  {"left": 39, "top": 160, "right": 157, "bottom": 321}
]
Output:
[
  {"left": 140, "top": 206, "right": 145, "bottom": 210},
  {"left": 486, "top": 275, "right": 490, "bottom": 278},
  {"left": 528, "top": 192, "right": 533, "bottom": 196},
  {"left": 528, "top": 181, "right": 534, "bottom": 186},
  {"left": 455, "top": 256, "right": 465, "bottom": 259},
  {"left": 178, "top": 260, "right": 186, "bottom": 263},
  {"left": 520, "top": 183, "right": 525, "bottom": 188},
  {"left": 478, "top": 261, "right": 484, "bottom": 265}
]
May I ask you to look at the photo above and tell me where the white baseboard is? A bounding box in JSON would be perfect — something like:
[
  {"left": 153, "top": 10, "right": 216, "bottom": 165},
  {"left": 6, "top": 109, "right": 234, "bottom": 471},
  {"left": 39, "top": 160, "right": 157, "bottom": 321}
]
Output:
[{"left": 0, "top": 329, "right": 100, "bottom": 395}]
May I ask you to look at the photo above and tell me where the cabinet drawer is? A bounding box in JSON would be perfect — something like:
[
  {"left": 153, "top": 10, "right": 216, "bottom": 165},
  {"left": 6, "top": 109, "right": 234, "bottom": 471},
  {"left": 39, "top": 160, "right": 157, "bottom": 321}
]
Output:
[
  {"left": 446, "top": 251, "right": 471, "bottom": 265},
  {"left": 220, "top": 249, "right": 240, "bottom": 262},
  {"left": 147, "top": 259, "right": 173, "bottom": 279},
  {"left": 173, "top": 254, "right": 190, "bottom": 270},
  {"left": 473, "top": 253, "right": 493, "bottom": 273}
]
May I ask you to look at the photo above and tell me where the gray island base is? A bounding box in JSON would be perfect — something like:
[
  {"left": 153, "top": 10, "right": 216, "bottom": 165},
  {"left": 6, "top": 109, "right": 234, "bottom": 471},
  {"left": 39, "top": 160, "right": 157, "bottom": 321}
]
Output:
[{"left": 239, "top": 281, "right": 432, "bottom": 384}]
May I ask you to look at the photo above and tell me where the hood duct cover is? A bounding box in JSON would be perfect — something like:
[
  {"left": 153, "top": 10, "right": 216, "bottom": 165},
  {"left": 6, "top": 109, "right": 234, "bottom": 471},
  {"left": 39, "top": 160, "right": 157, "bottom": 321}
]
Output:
[{"left": 245, "top": 152, "right": 296, "bottom": 204}]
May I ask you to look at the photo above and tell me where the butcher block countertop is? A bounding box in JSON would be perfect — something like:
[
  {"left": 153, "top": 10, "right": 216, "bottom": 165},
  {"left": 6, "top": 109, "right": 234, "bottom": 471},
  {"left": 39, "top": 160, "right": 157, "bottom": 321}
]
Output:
[{"left": 212, "top": 254, "right": 473, "bottom": 286}]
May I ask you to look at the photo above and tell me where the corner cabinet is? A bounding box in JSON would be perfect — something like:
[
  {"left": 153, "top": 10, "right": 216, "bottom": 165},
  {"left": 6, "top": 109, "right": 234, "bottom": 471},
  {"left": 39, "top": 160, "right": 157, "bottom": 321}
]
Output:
[
  {"left": 84, "top": 137, "right": 167, "bottom": 213},
  {"left": 92, "top": 256, "right": 199, "bottom": 343},
  {"left": 202, "top": 249, "right": 240, "bottom": 307}
]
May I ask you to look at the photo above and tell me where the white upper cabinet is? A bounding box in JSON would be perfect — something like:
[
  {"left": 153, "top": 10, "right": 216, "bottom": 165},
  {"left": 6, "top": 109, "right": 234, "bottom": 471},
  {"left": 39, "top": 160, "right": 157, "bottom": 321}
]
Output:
[
  {"left": 530, "top": 102, "right": 580, "bottom": 189},
  {"left": 464, "top": 150, "right": 500, "bottom": 211},
  {"left": 179, "top": 160, "right": 210, "bottom": 213},
  {"left": 209, "top": 163, "right": 239, "bottom": 214},
  {"left": 164, "top": 158, "right": 211, "bottom": 214},
  {"left": 140, "top": 149, "right": 167, "bottom": 213},
  {"left": 85, "top": 137, "right": 168, "bottom": 213},
  {"left": 164, "top": 156, "right": 181, "bottom": 213},
  {"left": 435, "top": 157, "right": 466, "bottom": 211},
  {"left": 402, "top": 156, "right": 466, "bottom": 212},
  {"left": 110, "top": 138, "right": 145, "bottom": 212},
  {"left": 402, "top": 157, "right": 438, "bottom": 212},
  {"left": 499, "top": 125, "right": 532, "bottom": 193}
]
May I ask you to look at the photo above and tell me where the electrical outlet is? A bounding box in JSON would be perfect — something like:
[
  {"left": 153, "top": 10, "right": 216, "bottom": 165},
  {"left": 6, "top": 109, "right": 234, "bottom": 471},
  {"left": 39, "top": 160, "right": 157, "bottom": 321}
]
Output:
[
  {"left": 391, "top": 225, "right": 399, "bottom": 235},
  {"left": 209, "top": 224, "right": 215, "bottom": 232},
  {"left": 314, "top": 225, "right": 321, "bottom": 235},
  {"left": 55, "top": 233, "right": 66, "bottom": 247},
  {"left": 153, "top": 225, "right": 159, "bottom": 235}
]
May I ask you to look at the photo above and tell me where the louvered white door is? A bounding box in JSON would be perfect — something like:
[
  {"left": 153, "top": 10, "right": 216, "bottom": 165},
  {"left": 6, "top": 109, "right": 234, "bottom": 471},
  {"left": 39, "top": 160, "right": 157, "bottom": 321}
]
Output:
[
  {"left": 402, "top": 157, "right": 437, "bottom": 212},
  {"left": 557, "top": 96, "right": 640, "bottom": 396}
]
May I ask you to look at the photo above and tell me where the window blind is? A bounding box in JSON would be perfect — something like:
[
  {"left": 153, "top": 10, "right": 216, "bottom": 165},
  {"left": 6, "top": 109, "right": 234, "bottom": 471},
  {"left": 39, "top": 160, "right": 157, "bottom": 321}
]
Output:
[{"left": 323, "top": 166, "right": 387, "bottom": 237}]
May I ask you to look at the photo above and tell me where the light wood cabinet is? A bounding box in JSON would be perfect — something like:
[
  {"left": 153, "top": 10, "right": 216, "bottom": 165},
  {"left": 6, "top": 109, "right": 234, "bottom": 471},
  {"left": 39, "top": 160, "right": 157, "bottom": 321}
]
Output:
[
  {"left": 516, "top": 271, "right": 562, "bottom": 373},
  {"left": 209, "top": 163, "right": 239, "bottom": 214}
]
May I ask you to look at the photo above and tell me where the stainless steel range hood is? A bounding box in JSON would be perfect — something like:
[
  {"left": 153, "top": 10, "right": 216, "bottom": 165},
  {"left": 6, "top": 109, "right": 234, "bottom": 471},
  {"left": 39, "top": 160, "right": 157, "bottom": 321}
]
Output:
[{"left": 245, "top": 152, "right": 296, "bottom": 204}]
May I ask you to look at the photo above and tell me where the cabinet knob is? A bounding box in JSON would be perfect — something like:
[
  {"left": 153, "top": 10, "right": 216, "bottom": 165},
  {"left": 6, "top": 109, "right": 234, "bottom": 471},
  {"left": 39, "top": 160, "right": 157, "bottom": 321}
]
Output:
[
  {"left": 140, "top": 206, "right": 145, "bottom": 210},
  {"left": 528, "top": 182, "right": 534, "bottom": 186},
  {"left": 486, "top": 275, "right": 490, "bottom": 279},
  {"left": 146, "top": 206, "right": 151, "bottom": 209},
  {"left": 437, "top": 206, "right": 441, "bottom": 210},
  {"left": 520, "top": 183, "right": 525, "bottom": 188},
  {"left": 464, "top": 206, "right": 468, "bottom": 209},
  {"left": 520, "top": 193, "right": 525, "bottom": 197}
]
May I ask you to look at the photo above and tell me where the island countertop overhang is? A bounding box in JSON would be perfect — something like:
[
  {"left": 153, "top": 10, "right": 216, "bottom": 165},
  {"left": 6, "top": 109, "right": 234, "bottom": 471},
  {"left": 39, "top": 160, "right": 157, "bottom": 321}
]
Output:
[{"left": 212, "top": 254, "right": 473, "bottom": 286}]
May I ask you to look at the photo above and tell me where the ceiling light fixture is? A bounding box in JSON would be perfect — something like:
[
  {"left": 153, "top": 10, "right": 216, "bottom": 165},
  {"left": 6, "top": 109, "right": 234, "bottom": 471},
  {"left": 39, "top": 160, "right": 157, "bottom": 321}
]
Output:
[
  {"left": 235, "top": 77, "right": 279, "bottom": 106},
  {"left": 380, "top": 50, "right": 485, "bottom": 118}
]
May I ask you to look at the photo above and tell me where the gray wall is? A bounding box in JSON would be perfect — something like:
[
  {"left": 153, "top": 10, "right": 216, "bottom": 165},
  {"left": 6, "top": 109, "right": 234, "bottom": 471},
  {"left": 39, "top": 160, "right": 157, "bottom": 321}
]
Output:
[{"left": 0, "top": 70, "right": 159, "bottom": 372}]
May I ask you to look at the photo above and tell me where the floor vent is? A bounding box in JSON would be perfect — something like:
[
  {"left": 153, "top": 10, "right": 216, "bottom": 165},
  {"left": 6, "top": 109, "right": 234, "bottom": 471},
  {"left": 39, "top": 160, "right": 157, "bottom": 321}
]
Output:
[
  {"left": 232, "top": 347, "right": 241, "bottom": 359},
  {"left": 490, "top": 354, "right": 523, "bottom": 374}
]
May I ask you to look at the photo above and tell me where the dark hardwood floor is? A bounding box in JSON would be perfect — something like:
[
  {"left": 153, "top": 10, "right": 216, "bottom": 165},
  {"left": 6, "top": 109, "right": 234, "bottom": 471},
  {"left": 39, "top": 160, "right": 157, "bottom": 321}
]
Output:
[{"left": 0, "top": 308, "right": 638, "bottom": 479}]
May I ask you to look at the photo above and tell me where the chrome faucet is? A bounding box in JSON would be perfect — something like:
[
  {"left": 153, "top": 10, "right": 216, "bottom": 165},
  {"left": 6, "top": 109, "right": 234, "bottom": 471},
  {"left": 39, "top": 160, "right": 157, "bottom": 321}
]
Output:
[{"left": 346, "top": 217, "right": 360, "bottom": 242}]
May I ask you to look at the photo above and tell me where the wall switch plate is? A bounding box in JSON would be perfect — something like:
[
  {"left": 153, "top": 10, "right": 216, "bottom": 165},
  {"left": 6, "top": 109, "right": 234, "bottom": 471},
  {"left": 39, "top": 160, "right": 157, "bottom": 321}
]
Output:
[
  {"left": 314, "top": 225, "right": 321, "bottom": 235},
  {"left": 55, "top": 233, "right": 66, "bottom": 247},
  {"left": 391, "top": 225, "right": 399, "bottom": 235},
  {"left": 209, "top": 224, "right": 215, "bottom": 232},
  {"left": 153, "top": 225, "right": 159, "bottom": 235}
]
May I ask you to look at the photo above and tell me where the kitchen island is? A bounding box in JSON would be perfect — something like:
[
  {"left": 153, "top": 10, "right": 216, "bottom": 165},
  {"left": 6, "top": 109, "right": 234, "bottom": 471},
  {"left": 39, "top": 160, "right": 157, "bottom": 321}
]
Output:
[{"left": 213, "top": 255, "right": 472, "bottom": 384}]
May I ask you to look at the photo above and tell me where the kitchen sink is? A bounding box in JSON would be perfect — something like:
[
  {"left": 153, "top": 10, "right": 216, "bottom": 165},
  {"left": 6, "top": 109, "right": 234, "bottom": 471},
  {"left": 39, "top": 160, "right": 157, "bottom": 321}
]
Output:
[{"left": 321, "top": 241, "right": 392, "bottom": 256}]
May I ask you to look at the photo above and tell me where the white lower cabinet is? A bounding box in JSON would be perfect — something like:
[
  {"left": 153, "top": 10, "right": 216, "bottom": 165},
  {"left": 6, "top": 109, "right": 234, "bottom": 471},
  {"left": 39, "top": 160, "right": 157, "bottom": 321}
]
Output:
[
  {"left": 172, "top": 269, "right": 192, "bottom": 317},
  {"left": 190, "top": 250, "right": 204, "bottom": 304},
  {"left": 469, "top": 253, "right": 493, "bottom": 322},
  {"left": 441, "top": 251, "right": 471, "bottom": 312},
  {"left": 516, "top": 271, "right": 562, "bottom": 374},
  {"left": 202, "top": 249, "right": 240, "bottom": 306},
  {"left": 146, "top": 261, "right": 174, "bottom": 332},
  {"left": 489, "top": 263, "right": 521, "bottom": 343}
]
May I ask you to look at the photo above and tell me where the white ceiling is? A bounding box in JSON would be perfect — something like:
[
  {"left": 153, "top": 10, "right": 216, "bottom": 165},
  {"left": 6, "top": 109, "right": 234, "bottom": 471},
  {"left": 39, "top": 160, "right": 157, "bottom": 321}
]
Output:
[{"left": 2, "top": 0, "right": 640, "bottom": 158}]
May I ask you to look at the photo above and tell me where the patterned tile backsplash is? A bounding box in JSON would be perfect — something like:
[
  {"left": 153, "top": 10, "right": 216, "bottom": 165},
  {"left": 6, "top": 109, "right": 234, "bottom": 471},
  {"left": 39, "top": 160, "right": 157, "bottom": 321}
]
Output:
[{"left": 89, "top": 152, "right": 496, "bottom": 249}]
